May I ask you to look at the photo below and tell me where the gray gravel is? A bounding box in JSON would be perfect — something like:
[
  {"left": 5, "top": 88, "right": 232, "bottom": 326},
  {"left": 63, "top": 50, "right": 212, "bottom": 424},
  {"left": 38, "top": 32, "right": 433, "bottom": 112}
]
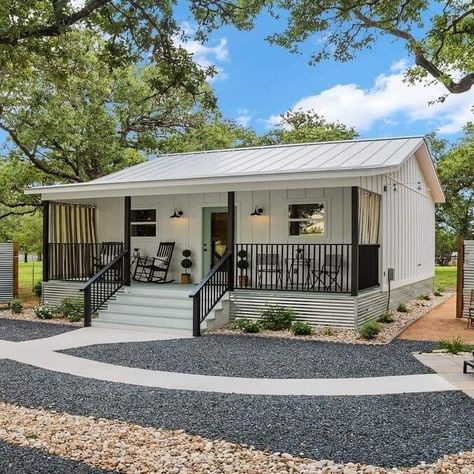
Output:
[
  {"left": 0, "top": 440, "right": 108, "bottom": 473},
  {"left": 63, "top": 335, "right": 437, "bottom": 378},
  {"left": 0, "top": 360, "right": 472, "bottom": 467},
  {"left": 0, "top": 318, "right": 76, "bottom": 342}
]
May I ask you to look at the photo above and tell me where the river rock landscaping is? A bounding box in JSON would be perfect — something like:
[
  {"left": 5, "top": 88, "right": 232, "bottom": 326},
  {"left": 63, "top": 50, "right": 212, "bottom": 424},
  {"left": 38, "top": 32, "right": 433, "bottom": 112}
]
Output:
[
  {"left": 214, "top": 292, "right": 452, "bottom": 345},
  {"left": 0, "top": 318, "right": 77, "bottom": 342},
  {"left": 0, "top": 401, "right": 473, "bottom": 474}
]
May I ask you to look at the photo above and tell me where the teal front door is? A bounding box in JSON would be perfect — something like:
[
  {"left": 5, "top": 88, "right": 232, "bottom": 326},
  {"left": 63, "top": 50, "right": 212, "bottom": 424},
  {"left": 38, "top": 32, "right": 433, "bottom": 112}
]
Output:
[{"left": 202, "top": 207, "right": 228, "bottom": 275}]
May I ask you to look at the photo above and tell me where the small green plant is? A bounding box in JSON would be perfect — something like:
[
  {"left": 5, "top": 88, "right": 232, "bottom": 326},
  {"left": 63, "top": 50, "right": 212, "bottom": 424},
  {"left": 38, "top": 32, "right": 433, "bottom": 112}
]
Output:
[
  {"left": 438, "top": 337, "right": 474, "bottom": 354},
  {"left": 181, "top": 249, "right": 192, "bottom": 275},
  {"left": 33, "top": 281, "right": 42, "bottom": 298},
  {"left": 291, "top": 321, "right": 312, "bottom": 336},
  {"left": 59, "top": 297, "right": 84, "bottom": 322},
  {"left": 397, "top": 303, "right": 409, "bottom": 313},
  {"left": 378, "top": 311, "right": 394, "bottom": 324},
  {"left": 260, "top": 306, "right": 296, "bottom": 330},
  {"left": 417, "top": 294, "right": 431, "bottom": 301},
  {"left": 321, "top": 327, "right": 335, "bottom": 336},
  {"left": 358, "top": 320, "right": 381, "bottom": 340},
  {"left": 434, "top": 286, "right": 445, "bottom": 297},
  {"left": 8, "top": 298, "right": 23, "bottom": 314},
  {"left": 235, "top": 318, "right": 260, "bottom": 333},
  {"left": 34, "top": 305, "right": 53, "bottom": 320}
]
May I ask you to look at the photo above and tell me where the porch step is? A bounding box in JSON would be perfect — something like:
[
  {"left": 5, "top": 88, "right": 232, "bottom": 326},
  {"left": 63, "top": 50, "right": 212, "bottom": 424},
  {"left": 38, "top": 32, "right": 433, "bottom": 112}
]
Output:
[
  {"left": 92, "top": 320, "right": 192, "bottom": 336},
  {"left": 94, "top": 283, "right": 229, "bottom": 334}
]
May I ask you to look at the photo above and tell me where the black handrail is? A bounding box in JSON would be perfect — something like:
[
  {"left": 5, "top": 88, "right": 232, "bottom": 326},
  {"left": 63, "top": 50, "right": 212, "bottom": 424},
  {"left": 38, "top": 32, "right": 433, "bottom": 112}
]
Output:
[
  {"left": 190, "top": 250, "right": 232, "bottom": 337},
  {"left": 80, "top": 250, "right": 128, "bottom": 327}
]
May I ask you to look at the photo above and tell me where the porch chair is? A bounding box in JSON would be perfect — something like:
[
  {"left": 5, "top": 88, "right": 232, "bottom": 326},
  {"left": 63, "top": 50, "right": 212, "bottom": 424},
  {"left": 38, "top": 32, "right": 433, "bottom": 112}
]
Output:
[
  {"left": 256, "top": 253, "right": 282, "bottom": 288},
  {"left": 133, "top": 242, "right": 175, "bottom": 283},
  {"left": 467, "top": 289, "right": 474, "bottom": 329},
  {"left": 93, "top": 241, "right": 124, "bottom": 271},
  {"left": 311, "top": 254, "right": 343, "bottom": 291}
]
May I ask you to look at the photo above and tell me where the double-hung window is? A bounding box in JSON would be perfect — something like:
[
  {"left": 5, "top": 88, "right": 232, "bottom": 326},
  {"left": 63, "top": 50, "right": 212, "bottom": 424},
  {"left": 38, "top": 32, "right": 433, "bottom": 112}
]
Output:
[
  {"left": 288, "top": 203, "right": 326, "bottom": 237},
  {"left": 131, "top": 209, "right": 157, "bottom": 237}
]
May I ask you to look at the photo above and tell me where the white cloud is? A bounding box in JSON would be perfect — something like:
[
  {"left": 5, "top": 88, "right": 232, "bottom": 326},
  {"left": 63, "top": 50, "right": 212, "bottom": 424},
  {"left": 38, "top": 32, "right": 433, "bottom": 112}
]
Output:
[
  {"left": 235, "top": 109, "right": 252, "bottom": 127},
  {"left": 271, "top": 61, "right": 474, "bottom": 135},
  {"left": 177, "top": 23, "right": 229, "bottom": 81}
]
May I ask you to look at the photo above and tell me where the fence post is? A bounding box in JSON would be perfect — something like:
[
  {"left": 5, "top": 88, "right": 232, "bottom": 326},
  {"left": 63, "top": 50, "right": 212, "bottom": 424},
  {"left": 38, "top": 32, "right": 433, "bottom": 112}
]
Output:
[
  {"left": 456, "top": 240, "right": 464, "bottom": 318},
  {"left": 192, "top": 293, "right": 201, "bottom": 337},
  {"left": 83, "top": 286, "right": 92, "bottom": 327}
]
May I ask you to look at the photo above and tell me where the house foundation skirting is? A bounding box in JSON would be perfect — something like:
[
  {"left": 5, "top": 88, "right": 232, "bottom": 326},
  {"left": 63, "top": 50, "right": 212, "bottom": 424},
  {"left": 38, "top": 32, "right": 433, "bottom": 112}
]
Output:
[{"left": 230, "top": 277, "right": 434, "bottom": 329}]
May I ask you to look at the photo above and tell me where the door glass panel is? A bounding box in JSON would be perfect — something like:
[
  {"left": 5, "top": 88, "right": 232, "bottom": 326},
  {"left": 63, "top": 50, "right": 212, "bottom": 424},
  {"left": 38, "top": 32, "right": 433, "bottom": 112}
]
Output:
[{"left": 211, "top": 212, "right": 227, "bottom": 266}]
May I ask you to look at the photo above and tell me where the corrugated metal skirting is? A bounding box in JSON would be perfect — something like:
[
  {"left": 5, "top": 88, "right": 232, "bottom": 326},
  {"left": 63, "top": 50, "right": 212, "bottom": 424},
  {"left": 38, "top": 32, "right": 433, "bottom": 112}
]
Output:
[
  {"left": 0, "top": 243, "right": 15, "bottom": 303},
  {"left": 462, "top": 241, "right": 474, "bottom": 318},
  {"left": 42, "top": 281, "right": 83, "bottom": 308}
]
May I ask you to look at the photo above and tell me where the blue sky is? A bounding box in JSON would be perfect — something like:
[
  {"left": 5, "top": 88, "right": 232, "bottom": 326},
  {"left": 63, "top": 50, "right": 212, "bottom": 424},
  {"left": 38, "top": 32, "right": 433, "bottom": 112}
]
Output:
[{"left": 180, "top": 11, "right": 474, "bottom": 140}]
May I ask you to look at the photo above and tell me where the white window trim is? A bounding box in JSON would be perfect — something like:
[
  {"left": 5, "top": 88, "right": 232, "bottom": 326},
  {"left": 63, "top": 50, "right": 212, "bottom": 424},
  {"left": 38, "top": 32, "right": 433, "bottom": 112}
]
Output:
[
  {"left": 286, "top": 199, "right": 329, "bottom": 241},
  {"left": 130, "top": 205, "right": 159, "bottom": 239}
]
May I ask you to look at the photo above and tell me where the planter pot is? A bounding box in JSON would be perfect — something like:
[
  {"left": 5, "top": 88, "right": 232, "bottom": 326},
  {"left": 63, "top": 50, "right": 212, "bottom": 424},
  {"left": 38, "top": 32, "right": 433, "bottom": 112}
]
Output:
[
  {"left": 238, "top": 275, "right": 249, "bottom": 287},
  {"left": 181, "top": 274, "right": 192, "bottom": 284}
]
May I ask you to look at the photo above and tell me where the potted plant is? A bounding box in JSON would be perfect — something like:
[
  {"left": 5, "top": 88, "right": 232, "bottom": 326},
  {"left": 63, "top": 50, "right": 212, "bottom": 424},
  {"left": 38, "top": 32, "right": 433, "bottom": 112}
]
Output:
[
  {"left": 237, "top": 249, "right": 249, "bottom": 287},
  {"left": 181, "top": 249, "right": 192, "bottom": 284}
]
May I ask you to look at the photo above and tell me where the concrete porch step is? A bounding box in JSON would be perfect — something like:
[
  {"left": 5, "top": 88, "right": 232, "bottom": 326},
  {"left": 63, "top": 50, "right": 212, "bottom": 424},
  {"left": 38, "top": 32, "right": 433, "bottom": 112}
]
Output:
[
  {"left": 114, "top": 294, "right": 193, "bottom": 309},
  {"left": 92, "top": 320, "right": 192, "bottom": 336},
  {"left": 98, "top": 311, "right": 193, "bottom": 330}
]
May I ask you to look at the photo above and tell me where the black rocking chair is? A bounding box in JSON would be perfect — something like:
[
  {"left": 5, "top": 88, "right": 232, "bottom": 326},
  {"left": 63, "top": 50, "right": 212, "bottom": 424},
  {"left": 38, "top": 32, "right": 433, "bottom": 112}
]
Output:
[{"left": 133, "top": 242, "right": 175, "bottom": 283}]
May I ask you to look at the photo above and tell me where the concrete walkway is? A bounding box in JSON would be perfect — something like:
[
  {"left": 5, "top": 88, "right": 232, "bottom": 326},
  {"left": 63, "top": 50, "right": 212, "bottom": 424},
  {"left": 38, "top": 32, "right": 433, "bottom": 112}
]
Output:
[
  {"left": 0, "top": 326, "right": 459, "bottom": 397},
  {"left": 399, "top": 295, "right": 474, "bottom": 343}
]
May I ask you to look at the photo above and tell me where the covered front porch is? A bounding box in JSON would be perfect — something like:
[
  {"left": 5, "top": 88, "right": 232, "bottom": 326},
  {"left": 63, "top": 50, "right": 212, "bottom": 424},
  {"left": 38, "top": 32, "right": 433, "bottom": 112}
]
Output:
[{"left": 41, "top": 185, "right": 382, "bottom": 334}]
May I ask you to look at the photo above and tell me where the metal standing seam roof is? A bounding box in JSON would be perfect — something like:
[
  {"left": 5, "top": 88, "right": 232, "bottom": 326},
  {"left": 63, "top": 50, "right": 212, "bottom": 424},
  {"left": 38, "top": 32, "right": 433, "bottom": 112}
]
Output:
[{"left": 91, "top": 136, "right": 425, "bottom": 184}]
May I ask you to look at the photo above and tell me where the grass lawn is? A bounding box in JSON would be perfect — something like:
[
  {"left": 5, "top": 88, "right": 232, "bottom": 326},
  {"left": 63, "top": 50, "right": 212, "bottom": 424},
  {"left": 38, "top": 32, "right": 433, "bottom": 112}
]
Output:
[
  {"left": 434, "top": 265, "right": 457, "bottom": 290},
  {"left": 18, "top": 261, "right": 42, "bottom": 300}
]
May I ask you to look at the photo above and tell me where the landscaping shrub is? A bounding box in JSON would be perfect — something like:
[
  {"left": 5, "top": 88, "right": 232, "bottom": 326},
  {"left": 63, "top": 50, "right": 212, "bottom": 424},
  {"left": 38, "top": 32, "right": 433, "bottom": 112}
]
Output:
[
  {"left": 33, "top": 281, "right": 42, "bottom": 298},
  {"left": 235, "top": 318, "right": 260, "bottom": 333},
  {"left": 438, "top": 337, "right": 474, "bottom": 354},
  {"left": 260, "top": 306, "right": 296, "bottom": 331},
  {"left": 8, "top": 298, "right": 23, "bottom": 314},
  {"left": 34, "top": 306, "right": 54, "bottom": 320},
  {"left": 378, "top": 311, "right": 394, "bottom": 324},
  {"left": 59, "top": 297, "right": 84, "bottom": 322},
  {"left": 321, "top": 327, "right": 334, "bottom": 336},
  {"left": 417, "top": 294, "right": 431, "bottom": 301},
  {"left": 397, "top": 303, "right": 409, "bottom": 313},
  {"left": 434, "top": 286, "right": 445, "bottom": 297},
  {"left": 291, "top": 321, "right": 312, "bottom": 336},
  {"left": 358, "top": 320, "right": 381, "bottom": 340}
]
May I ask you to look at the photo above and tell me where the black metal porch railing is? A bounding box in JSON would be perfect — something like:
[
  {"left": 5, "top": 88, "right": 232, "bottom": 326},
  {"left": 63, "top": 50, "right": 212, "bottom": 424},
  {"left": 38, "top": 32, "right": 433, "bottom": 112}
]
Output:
[
  {"left": 80, "top": 250, "right": 128, "bottom": 327},
  {"left": 234, "top": 243, "right": 353, "bottom": 293},
  {"left": 48, "top": 242, "right": 124, "bottom": 281},
  {"left": 190, "top": 250, "right": 232, "bottom": 337},
  {"left": 358, "top": 244, "right": 380, "bottom": 291}
]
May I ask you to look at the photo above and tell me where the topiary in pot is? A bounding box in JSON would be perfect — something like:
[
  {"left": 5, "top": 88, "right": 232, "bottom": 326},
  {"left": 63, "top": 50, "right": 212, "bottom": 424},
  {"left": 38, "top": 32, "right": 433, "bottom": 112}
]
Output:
[
  {"left": 181, "top": 249, "right": 192, "bottom": 284},
  {"left": 236, "top": 249, "right": 249, "bottom": 287}
]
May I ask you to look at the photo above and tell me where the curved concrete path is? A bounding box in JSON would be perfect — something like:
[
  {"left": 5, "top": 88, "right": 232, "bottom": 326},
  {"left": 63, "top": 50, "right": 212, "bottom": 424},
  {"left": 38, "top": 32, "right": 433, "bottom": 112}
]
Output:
[{"left": 0, "top": 326, "right": 458, "bottom": 396}]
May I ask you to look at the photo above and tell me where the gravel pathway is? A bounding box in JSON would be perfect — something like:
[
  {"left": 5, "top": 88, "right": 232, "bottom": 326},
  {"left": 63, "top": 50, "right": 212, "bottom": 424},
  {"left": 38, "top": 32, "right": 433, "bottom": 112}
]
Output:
[
  {"left": 0, "top": 359, "right": 472, "bottom": 467},
  {"left": 0, "top": 319, "right": 77, "bottom": 342},
  {"left": 0, "top": 441, "right": 108, "bottom": 473},
  {"left": 63, "top": 335, "right": 437, "bottom": 378}
]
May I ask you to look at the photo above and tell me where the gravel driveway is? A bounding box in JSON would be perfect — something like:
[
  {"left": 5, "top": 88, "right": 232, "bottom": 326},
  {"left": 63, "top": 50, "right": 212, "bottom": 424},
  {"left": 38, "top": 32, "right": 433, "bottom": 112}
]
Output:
[
  {"left": 0, "top": 319, "right": 77, "bottom": 342},
  {"left": 0, "top": 359, "right": 472, "bottom": 467},
  {"left": 63, "top": 335, "right": 437, "bottom": 378}
]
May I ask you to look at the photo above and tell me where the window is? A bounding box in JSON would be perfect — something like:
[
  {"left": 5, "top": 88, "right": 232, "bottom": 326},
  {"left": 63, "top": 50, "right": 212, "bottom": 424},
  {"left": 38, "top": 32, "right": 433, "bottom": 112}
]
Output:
[
  {"left": 288, "top": 203, "right": 325, "bottom": 237},
  {"left": 131, "top": 209, "right": 157, "bottom": 237}
]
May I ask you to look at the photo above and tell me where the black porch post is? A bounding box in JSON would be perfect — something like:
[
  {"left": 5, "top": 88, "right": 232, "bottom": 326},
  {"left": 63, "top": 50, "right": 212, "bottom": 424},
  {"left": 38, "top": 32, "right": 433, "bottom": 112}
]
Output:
[
  {"left": 227, "top": 191, "right": 235, "bottom": 290},
  {"left": 351, "top": 187, "right": 359, "bottom": 296},
  {"left": 42, "top": 200, "right": 50, "bottom": 282},
  {"left": 124, "top": 196, "right": 131, "bottom": 286}
]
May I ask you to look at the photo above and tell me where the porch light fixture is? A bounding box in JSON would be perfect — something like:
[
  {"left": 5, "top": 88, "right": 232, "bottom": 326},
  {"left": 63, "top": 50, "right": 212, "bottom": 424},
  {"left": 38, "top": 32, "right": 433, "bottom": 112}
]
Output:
[
  {"left": 250, "top": 205, "right": 263, "bottom": 216},
  {"left": 170, "top": 208, "right": 183, "bottom": 218}
]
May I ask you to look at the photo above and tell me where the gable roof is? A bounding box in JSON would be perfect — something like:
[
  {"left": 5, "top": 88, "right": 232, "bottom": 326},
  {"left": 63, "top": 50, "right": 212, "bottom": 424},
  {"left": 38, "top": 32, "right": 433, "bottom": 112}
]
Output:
[{"left": 25, "top": 136, "right": 445, "bottom": 202}]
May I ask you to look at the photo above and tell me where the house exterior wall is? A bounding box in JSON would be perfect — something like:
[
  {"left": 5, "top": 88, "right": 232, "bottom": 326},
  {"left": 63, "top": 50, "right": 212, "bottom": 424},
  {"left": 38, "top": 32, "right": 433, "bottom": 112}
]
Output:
[
  {"left": 92, "top": 186, "right": 353, "bottom": 282},
  {"left": 357, "top": 151, "right": 436, "bottom": 292}
]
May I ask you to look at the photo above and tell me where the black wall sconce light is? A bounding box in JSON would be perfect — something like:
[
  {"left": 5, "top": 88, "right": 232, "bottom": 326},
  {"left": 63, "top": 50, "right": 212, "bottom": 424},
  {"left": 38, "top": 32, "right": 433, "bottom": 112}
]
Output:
[
  {"left": 250, "top": 205, "right": 263, "bottom": 216},
  {"left": 170, "top": 208, "right": 183, "bottom": 218}
]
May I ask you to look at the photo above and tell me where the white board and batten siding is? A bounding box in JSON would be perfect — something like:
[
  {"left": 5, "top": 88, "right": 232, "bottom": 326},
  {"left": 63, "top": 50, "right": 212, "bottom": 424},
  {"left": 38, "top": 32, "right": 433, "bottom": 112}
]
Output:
[{"left": 461, "top": 240, "right": 474, "bottom": 319}]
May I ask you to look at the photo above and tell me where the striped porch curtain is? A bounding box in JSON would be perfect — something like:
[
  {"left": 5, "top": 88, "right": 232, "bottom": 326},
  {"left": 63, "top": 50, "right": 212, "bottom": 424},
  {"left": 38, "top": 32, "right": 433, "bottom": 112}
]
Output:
[
  {"left": 51, "top": 203, "right": 97, "bottom": 279},
  {"left": 358, "top": 189, "right": 381, "bottom": 244}
]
